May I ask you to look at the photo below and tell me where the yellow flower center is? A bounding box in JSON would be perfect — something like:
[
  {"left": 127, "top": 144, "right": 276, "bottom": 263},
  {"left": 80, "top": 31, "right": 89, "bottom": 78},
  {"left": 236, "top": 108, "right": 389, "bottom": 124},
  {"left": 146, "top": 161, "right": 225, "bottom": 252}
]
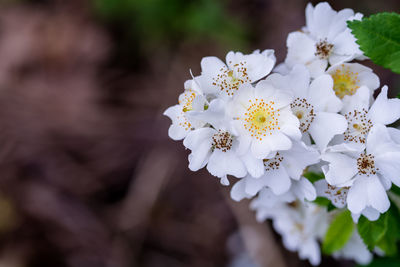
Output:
[
  {"left": 244, "top": 99, "right": 280, "bottom": 140},
  {"left": 331, "top": 65, "right": 360, "bottom": 99}
]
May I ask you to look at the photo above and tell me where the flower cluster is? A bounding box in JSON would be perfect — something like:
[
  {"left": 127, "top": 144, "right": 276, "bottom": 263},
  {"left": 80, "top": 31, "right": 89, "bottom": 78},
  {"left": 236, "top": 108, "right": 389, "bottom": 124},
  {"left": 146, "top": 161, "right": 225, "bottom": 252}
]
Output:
[{"left": 164, "top": 2, "right": 400, "bottom": 265}]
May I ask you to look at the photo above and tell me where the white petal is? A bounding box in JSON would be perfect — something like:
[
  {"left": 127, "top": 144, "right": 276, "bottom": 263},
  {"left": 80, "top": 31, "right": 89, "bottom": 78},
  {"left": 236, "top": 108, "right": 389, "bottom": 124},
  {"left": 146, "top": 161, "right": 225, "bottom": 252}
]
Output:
[
  {"left": 327, "top": 8, "right": 354, "bottom": 40},
  {"left": 361, "top": 207, "right": 380, "bottom": 221},
  {"left": 250, "top": 138, "right": 272, "bottom": 159},
  {"left": 188, "top": 98, "right": 225, "bottom": 129},
  {"left": 307, "top": 59, "right": 328, "bottom": 78},
  {"left": 293, "top": 178, "right": 317, "bottom": 201},
  {"left": 235, "top": 132, "right": 252, "bottom": 156},
  {"left": 231, "top": 83, "right": 255, "bottom": 110},
  {"left": 250, "top": 167, "right": 291, "bottom": 195},
  {"left": 369, "top": 86, "right": 400, "bottom": 125},
  {"left": 309, "top": 2, "right": 336, "bottom": 38},
  {"left": 201, "top": 56, "right": 227, "bottom": 76},
  {"left": 265, "top": 64, "right": 310, "bottom": 99},
  {"left": 188, "top": 139, "right": 212, "bottom": 171},
  {"left": 331, "top": 29, "right": 362, "bottom": 64},
  {"left": 367, "top": 124, "right": 400, "bottom": 156},
  {"left": 279, "top": 110, "right": 301, "bottom": 140},
  {"left": 366, "top": 175, "right": 390, "bottom": 213},
  {"left": 341, "top": 86, "right": 370, "bottom": 114},
  {"left": 308, "top": 112, "right": 347, "bottom": 151},
  {"left": 264, "top": 132, "right": 293, "bottom": 153},
  {"left": 282, "top": 142, "right": 320, "bottom": 180},
  {"left": 266, "top": 167, "right": 292, "bottom": 195},
  {"left": 207, "top": 150, "right": 247, "bottom": 178},
  {"left": 285, "top": 32, "right": 316, "bottom": 67},
  {"left": 308, "top": 75, "right": 342, "bottom": 112},
  {"left": 322, "top": 152, "right": 358, "bottom": 185},
  {"left": 168, "top": 124, "right": 189, "bottom": 141},
  {"left": 375, "top": 152, "right": 400, "bottom": 187},
  {"left": 388, "top": 127, "right": 400, "bottom": 144},
  {"left": 240, "top": 150, "right": 265, "bottom": 178},
  {"left": 242, "top": 51, "right": 276, "bottom": 82},
  {"left": 183, "top": 127, "right": 215, "bottom": 150},
  {"left": 299, "top": 239, "right": 321, "bottom": 266},
  {"left": 230, "top": 179, "right": 251, "bottom": 201},
  {"left": 254, "top": 80, "right": 277, "bottom": 100},
  {"left": 347, "top": 176, "right": 369, "bottom": 214},
  {"left": 199, "top": 57, "right": 228, "bottom": 94}
]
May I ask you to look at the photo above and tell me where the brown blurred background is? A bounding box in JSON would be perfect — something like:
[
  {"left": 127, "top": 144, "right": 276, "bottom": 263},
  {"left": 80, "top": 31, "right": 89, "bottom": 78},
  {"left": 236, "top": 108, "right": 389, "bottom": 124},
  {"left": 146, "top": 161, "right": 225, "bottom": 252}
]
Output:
[{"left": 0, "top": 0, "right": 398, "bottom": 266}]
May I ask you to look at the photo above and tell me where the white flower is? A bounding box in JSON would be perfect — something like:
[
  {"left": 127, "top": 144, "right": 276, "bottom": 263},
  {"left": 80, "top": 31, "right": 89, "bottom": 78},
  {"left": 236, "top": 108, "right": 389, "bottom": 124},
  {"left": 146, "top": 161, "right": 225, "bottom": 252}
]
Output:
[
  {"left": 230, "top": 81, "right": 301, "bottom": 160},
  {"left": 164, "top": 79, "right": 207, "bottom": 140},
  {"left": 333, "top": 231, "right": 372, "bottom": 265},
  {"left": 284, "top": 2, "right": 363, "bottom": 77},
  {"left": 326, "top": 63, "right": 379, "bottom": 105},
  {"left": 198, "top": 50, "right": 276, "bottom": 98},
  {"left": 315, "top": 179, "right": 380, "bottom": 221},
  {"left": 339, "top": 86, "right": 400, "bottom": 144},
  {"left": 315, "top": 179, "right": 348, "bottom": 208},
  {"left": 252, "top": 197, "right": 329, "bottom": 266},
  {"left": 230, "top": 141, "right": 319, "bottom": 200},
  {"left": 183, "top": 99, "right": 247, "bottom": 185},
  {"left": 266, "top": 64, "right": 347, "bottom": 151},
  {"left": 322, "top": 124, "right": 400, "bottom": 215}
]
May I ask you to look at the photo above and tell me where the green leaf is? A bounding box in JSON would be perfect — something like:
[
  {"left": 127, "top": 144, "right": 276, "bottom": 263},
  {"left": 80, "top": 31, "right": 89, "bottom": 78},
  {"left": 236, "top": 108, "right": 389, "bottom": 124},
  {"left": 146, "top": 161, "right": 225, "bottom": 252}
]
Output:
[
  {"left": 391, "top": 184, "right": 400, "bottom": 195},
  {"left": 358, "top": 256, "right": 400, "bottom": 267},
  {"left": 313, "top": 197, "right": 330, "bottom": 206},
  {"left": 357, "top": 213, "right": 388, "bottom": 250},
  {"left": 327, "top": 202, "right": 337, "bottom": 212},
  {"left": 322, "top": 210, "right": 354, "bottom": 254},
  {"left": 348, "top": 12, "right": 400, "bottom": 74},
  {"left": 376, "top": 205, "right": 400, "bottom": 255},
  {"left": 303, "top": 171, "right": 324, "bottom": 183}
]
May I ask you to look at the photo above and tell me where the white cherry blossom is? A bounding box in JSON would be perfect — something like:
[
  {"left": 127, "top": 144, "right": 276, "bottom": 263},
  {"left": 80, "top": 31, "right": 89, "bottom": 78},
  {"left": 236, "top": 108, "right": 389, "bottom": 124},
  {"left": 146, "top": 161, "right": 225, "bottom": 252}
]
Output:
[
  {"left": 230, "top": 81, "right": 301, "bottom": 160},
  {"left": 164, "top": 79, "right": 207, "bottom": 140},
  {"left": 198, "top": 50, "right": 275, "bottom": 98},
  {"left": 284, "top": 2, "right": 364, "bottom": 77},
  {"left": 251, "top": 195, "right": 329, "bottom": 266},
  {"left": 322, "top": 124, "right": 400, "bottom": 215},
  {"left": 326, "top": 63, "right": 379, "bottom": 107},
  {"left": 338, "top": 86, "right": 400, "bottom": 145}
]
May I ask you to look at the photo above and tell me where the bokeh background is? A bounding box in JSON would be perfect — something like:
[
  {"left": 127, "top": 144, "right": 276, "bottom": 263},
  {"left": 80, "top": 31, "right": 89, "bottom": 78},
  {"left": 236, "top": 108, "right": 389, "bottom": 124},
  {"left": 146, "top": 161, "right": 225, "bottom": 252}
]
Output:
[{"left": 0, "top": 0, "right": 398, "bottom": 266}]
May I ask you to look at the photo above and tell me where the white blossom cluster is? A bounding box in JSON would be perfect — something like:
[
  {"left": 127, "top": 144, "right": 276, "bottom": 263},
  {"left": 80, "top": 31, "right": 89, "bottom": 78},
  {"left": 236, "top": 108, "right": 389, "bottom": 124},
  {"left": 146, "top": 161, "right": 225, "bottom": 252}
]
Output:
[{"left": 164, "top": 2, "right": 400, "bottom": 265}]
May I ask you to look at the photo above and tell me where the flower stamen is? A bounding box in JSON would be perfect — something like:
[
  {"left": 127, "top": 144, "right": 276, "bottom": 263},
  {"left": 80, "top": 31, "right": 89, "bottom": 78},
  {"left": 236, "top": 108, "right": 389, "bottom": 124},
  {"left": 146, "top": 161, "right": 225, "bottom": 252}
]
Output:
[
  {"left": 290, "top": 98, "right": 315, "bottom": 133},
  {"left": 315, "top": 39, "right": 334, "bottom": 59},
  {"left": 244, "top": 99, "right": 280, "bottom": 140},
  {"left": 212, "top": 130, "right": 233, "bottom": 152},
  {"left": 357, "top": 153, "right": 378, "bottom": 176}
]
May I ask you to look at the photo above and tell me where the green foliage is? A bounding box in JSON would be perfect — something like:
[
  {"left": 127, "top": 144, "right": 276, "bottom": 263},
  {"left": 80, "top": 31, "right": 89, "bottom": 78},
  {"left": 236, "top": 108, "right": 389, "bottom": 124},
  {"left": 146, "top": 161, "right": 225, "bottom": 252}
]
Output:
[
  {"left": 314, "top": 197, "right": 330, "bottom": 206},
  {"left": 303, "top": 171, "right": 324, "bottom": 183},
  {"left": 358, "top": 213, "right": 387, "bottom": 250},
  {"left": 93, "top": 0, "right": 248, "bottom": 53},
  {"left": 377, "top": 205, "right": 400, "bottom": 256},
  {"left": 322, "top": 210, "right": 354, "bottom": 254},
  {"left": 348, "top": 13, "right": 400, "bottom": 74},
  {"left": 313, "top": 197, "right": 336, "bottom": 211},
  {"left": 357, "top": 205, "right": 400, "bottom": 254},
  {"left": 358, "top": 256, "right": 400, "bottom": 267}
]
